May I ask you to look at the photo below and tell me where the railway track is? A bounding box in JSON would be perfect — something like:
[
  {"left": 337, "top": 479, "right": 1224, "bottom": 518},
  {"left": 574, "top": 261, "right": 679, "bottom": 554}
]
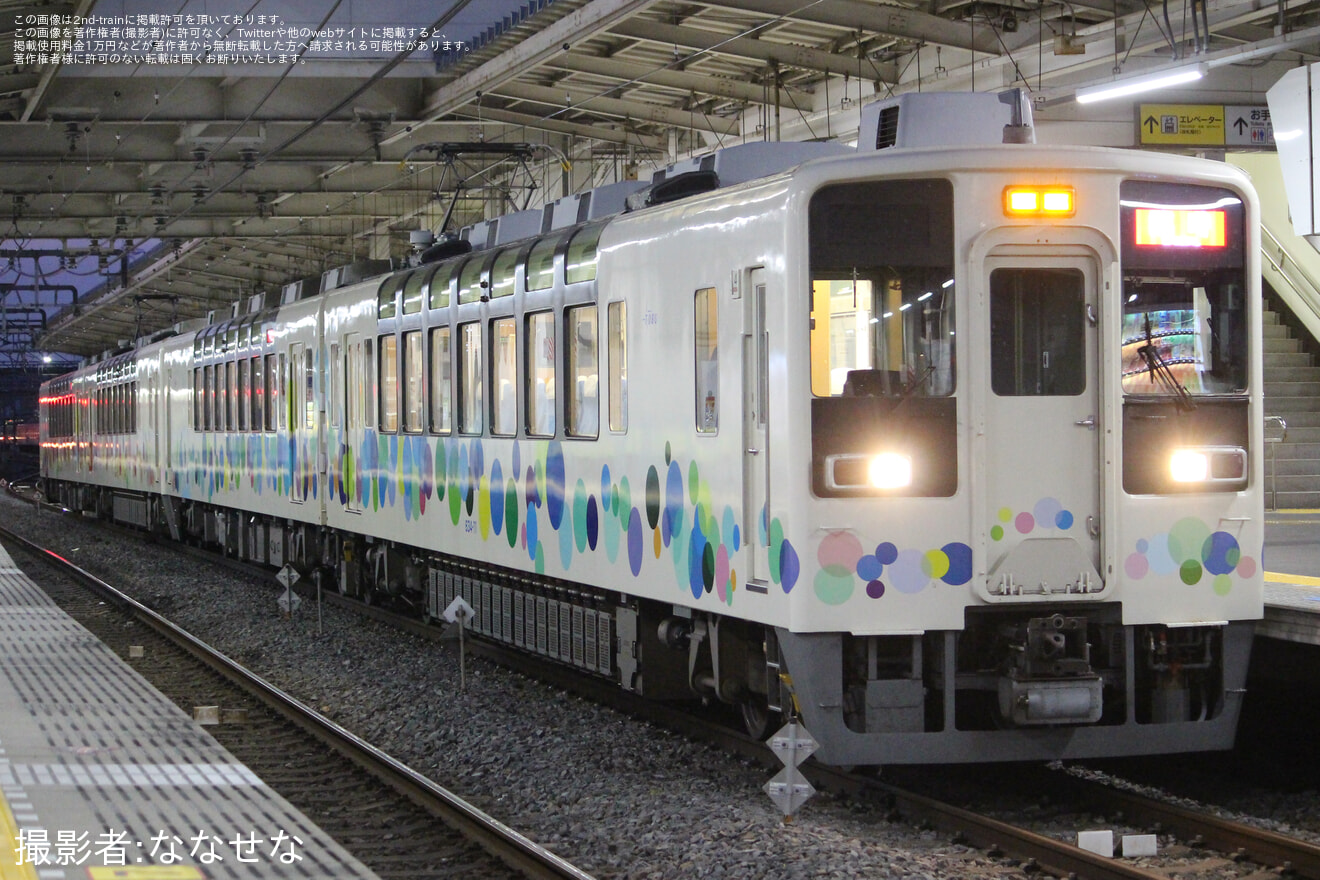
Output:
[
  {"left": 8, "top": 489, "right": 1320, "bottom": 880},
  {"left": 0, "top": 520, "right": 595, "bottom": 880}
]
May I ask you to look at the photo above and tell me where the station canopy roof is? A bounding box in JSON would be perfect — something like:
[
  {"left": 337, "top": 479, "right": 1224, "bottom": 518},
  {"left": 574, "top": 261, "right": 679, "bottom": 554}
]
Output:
[{"left": 0, "top": 0, "right": 1316, "bottom": 361}]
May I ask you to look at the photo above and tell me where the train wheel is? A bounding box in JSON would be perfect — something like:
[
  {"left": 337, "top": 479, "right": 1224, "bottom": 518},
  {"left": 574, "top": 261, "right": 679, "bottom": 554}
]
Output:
[{"left": 740, "top": 696, "right": 776, "bottom": 740}]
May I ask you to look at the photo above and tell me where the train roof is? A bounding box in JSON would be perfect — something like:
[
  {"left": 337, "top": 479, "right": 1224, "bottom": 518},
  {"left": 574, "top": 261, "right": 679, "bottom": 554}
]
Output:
[{"left": 75, "top": 90, "right": 1130, "bottom": 371}]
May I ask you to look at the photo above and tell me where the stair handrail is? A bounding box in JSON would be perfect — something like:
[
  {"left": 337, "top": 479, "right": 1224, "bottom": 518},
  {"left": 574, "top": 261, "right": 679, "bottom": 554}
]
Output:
[
  {"left": 1261, "top": 221, "right": 1320, "bottom": 346},
  {"left": 1264, "top": 415, "right": 1288, "bottom": 511}
]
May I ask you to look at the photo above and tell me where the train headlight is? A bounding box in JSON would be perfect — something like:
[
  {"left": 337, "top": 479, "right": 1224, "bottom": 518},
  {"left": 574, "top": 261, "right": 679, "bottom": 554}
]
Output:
[
  {"left": 1169, "top": 447, "right": 1247, "bottom": 484},
  {"left": 868, "top": 452, "right": 913, "bottom": 489},
  {"left": 1169, "top": 449, "right": 1209, "bottom": 483}
]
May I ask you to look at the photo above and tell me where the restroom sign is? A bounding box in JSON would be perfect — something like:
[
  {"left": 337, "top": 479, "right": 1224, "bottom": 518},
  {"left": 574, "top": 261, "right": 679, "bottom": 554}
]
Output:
[{"left": 1224, "top": 105, "right": 1274, "bottom": 147}]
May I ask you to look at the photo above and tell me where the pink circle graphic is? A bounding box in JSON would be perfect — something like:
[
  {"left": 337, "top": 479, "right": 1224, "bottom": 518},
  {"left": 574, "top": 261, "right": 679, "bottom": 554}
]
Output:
[{"left": 817, "top": 531, "right": 865, "bottom": 571}]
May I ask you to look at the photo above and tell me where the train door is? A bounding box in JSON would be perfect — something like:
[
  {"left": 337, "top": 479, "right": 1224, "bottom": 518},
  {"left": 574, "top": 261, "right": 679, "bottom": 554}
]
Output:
[
  {"left": 743, "top": 267, "right": 770, "bottom": 587},
  {"left": 290, "top": 342, "right": 305, "bottom": 502},
  {"left": 981, "top": 250, "right": 1104, "bottom": 594},
  {"left": 344, "top": 332, "right": 362, "bottom": 513},
  {"left": 162, "top": 363, "right": 171, "bottom": 487}
]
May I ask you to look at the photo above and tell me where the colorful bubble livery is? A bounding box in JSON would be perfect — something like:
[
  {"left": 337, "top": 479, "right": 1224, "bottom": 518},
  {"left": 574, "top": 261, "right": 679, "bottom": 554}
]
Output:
[{"left": 39, "top": 93, "right": 1264, "bottom": 767}]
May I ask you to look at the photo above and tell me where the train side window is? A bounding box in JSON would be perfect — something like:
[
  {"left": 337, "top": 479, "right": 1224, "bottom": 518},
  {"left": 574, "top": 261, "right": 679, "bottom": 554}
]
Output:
[
  {"left": 430, "top": 328, "right": 452, "bottom": 434},
  {"left": 193, "top": 369, "right": 203, "bottom": 431},
  {"left": 566, "top": 224, "right": 603, "bottom": 284},
  {"left": 566, "top": 306, "right": 598, "bottom": 438},
  {"left": 234, "top": 359, "right": 247, "bottom": 431},
  {"left": 344, "top": 335, "right": 361, "bottom": 430},
  {"left": 526, "top": 311, "right": 555, "bottom": 437},
  {"left": 458, "top": 259, "right": 484, "bottom": 304},
  {"left": 277, "top": 352, "right": 288, "bottom": 431},
  {"left": 231, "top": 361, "right": 241, "bottom": 430},
  {"left": 131, "top": 381, "right": 137, "bottom": 433},
  {"left": 694, "top": 287, "right": 718, "bottom": 433},
  {"left": 490, "top": 249, "right": 518, "bottom": 299},
  {"left": 364, "top": 338, "right": 375, "bottom": 430},
  {"left": 304, "top": 348, "right": 315, "bottom": 429},
  {"left": 990, "top": 268, "right": 1085, "bottom": 396},
  {"left": 458, "top": 322, "right": 483, "bottom": 434},
  {"left": 491, "top": 317, "right": 517, "bottom": 436},
  {"left": 608, "top": 301, "right": 627, "bottom": 433},
  {"left": 204, "top": 365, "right": 214, "bottom": 431},
  {"left": 286, "top": 347, "right": 301, "bottom": 431},
  {"left": 378, "top": 274, "right": 402, "bottom": 319},
  {"left": 403, "top": 266, "right": 434, "bottom": 315},
  {"left": 221, "top": 362, "right": 232, "bottom": 431},
  {"left": 379, "top": 334, "right": 399, "bottom": 433},
  {"left": 214, "top": 364, "right": 225, "bottom": 432},
  {"left": 429, "top": 263, "right": 454, "bottom": 310},
  {"left": 265, "top": 353, "right": 278, "bottom": 432},
  {"left": 329, "top": 343, "right": 340, "bottom": 429},
  {"left": 403, "top": 330, "right": 423, "bottom": 433},
  {"left": 525, "top": 235, "right": 561, "bottom": 291},
  {"left": 251, "top": 356, "right": 264, "bottom": 432},
  {"left": 237, "top": 360, "right": 249, "bottom": 430}
]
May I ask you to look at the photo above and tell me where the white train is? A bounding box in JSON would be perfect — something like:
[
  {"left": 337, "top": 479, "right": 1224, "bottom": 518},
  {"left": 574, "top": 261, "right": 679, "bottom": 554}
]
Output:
[{"left": 41, "top": 93, "right": 1263, "bottom": 765}]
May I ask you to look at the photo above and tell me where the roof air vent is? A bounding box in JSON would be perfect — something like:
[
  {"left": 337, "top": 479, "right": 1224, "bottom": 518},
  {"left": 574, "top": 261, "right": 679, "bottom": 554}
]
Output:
[
  {"left": 625, "top": 170, "right": 720, "bottom": 211},
  {"left": 875, "top": 106, "right": 900, "bottom": 149}
]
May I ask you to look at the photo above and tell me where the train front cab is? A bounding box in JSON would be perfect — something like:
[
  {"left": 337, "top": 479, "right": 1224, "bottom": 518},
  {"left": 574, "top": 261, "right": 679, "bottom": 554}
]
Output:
[{"left": 781, "top": 159, "right": 1263, "bottom": 765}]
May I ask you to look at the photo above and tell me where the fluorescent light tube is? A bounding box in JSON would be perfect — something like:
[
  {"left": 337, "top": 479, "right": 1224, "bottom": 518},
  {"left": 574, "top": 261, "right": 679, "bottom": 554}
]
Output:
[{"left": 1075, "top": 62, "right": 1207, "bottom": 104}]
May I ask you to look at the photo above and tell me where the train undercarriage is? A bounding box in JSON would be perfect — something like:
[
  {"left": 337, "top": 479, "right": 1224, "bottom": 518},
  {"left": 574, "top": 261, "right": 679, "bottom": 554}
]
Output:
[{"left": 42, "top": 479, "right": 1252, "bottom": 766}]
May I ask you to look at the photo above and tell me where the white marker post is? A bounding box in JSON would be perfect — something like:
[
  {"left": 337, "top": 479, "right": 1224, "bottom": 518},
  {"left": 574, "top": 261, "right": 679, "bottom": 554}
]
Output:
[
  {"left": 764, "top": 721, "right": 819, "bottom": 822},
  {"left": 276, "top": 564, "right": 302, "bottom": 618},
  {"left": 443, "top": 596, "right": 475, "bottom": 692}
]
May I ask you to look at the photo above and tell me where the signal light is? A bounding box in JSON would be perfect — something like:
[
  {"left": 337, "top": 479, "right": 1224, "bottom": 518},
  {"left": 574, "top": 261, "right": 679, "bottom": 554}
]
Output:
[{"left": 1004, "top": 186, "right": 1076, "bottom": 218}]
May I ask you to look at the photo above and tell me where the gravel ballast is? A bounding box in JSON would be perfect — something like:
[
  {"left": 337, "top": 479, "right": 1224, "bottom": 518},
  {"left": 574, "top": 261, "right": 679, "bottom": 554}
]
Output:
[{"left": 0, "top": 493, "right": 1022, "bottom": 880}]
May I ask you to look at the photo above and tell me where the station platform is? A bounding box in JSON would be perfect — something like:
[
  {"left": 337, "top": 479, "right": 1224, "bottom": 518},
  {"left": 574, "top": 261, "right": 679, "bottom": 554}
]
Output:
[
  {"left": 0, "top": 542, "right": 379, "bottom": 880},
  {"left": 1258, "top": 510, "right": 1320, "bottom": 646},
  {"left": 1260, "top": 574, "right": 1320, "bottom": 646}
]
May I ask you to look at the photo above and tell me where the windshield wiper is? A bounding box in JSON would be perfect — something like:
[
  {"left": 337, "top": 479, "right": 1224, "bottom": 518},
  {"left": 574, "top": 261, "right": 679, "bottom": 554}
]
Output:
[{"left": 1137, "top": 312, "right": 1196, "bottom": 412}]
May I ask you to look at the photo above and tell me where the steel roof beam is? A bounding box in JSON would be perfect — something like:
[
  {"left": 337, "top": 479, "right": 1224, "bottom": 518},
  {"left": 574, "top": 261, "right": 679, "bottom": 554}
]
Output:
[
  {"left": 405, "top": 0, "right": 660, "bottom": 145},
  {"left": 608, "top": 18, "right": 895, "bottom": 81},
  {"left": 695, "top": 0, "right": 1001, "bottom": 55},
  {"left": 448, "top": 104, "right": 667, "bottom": 151},
  {"left": 545, "top": 51, "right": 811, "bottom": 106},
  {"left": 492, "top": 81, "right": 741, "bottom": 135}
]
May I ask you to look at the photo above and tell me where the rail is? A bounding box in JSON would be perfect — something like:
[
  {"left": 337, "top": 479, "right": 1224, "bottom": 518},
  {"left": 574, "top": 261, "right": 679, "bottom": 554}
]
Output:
[{"left": 0, "top": 519, "right": 596, "bottom": 880}]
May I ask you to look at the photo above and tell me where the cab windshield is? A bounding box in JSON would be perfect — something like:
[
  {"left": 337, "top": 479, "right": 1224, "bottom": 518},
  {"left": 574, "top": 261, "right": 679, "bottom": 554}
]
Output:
[{"left": 809, "top": 179, "right": 955, "bottom": 398}]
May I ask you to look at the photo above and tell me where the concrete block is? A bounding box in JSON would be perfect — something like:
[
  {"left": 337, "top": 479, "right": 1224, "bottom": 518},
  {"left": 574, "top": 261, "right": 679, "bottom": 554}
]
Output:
[{"left": 1077, "top": 829, "right": 1114, "bottom": 858}]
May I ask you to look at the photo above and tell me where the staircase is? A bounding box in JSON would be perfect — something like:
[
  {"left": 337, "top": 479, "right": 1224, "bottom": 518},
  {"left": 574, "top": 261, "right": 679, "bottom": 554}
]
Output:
[{"left": 1262, "top": 303, "right": 1320, "bottom": 509}]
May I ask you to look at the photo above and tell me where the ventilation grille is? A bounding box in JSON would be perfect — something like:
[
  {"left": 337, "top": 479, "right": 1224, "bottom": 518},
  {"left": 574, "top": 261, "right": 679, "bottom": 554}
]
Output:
[{"left": 875, "top": 106, "right": 900, "bottom": 149}]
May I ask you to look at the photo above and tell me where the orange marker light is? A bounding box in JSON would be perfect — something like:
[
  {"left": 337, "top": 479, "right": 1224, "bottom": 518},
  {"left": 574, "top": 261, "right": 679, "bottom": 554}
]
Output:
[
  {"left": 1008, "top": 190, "right": 1039, "bottom": 212},
  {"left": 1004, "top": 186, "right": 1075, "bottom": 217},
  {"left": 1134, "top": 208, "right": 1226, "bottom": 248}
]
